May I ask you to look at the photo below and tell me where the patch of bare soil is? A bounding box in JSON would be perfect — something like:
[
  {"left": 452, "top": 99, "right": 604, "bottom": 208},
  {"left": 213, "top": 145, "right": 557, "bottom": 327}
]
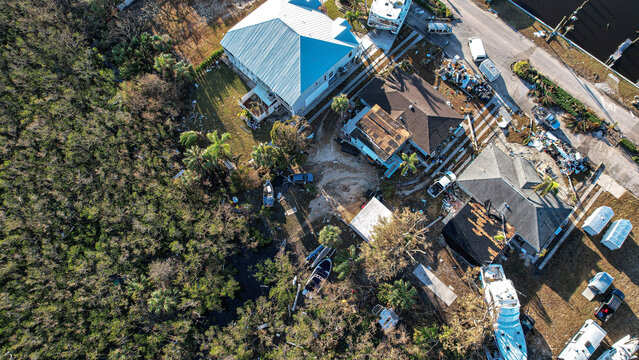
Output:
[
  {"left": 153, "top": 0, "right": 264, "bottom": 65},
  {"left": 306, "top": 111, "right": 381, "bottom": 223}
]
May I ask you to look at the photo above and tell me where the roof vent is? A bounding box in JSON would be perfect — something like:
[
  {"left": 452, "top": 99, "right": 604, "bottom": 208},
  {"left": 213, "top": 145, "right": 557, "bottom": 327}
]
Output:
[{"left": 409, "top": 104, "right": 415, "bottom": 111}]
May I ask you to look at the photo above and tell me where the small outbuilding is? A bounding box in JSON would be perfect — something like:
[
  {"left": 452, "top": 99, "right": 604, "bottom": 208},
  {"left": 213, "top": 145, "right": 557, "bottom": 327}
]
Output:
[
  {"left": 601, "top": 219, "right": 633, "bottom": 250},
  {"left": 582, "top": 206, "right": 614, "bottom": 236},
  {"left": 479, "top": 59, "right": 501, "bottom": 82},
  {"left": 349, "top": 197, "right": 393, "bottom": 242}
]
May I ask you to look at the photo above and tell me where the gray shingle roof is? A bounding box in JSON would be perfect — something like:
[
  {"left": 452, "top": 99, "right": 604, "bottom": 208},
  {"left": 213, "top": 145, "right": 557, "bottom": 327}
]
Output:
[
  {"left": 359, "top": 69, "right": 464, "bottom": 154},
  {"left": 457, "top": 144, "right": 572, "bottom": 251}
]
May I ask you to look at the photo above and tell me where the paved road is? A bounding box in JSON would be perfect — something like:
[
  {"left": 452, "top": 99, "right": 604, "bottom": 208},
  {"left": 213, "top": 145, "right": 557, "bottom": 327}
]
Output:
[{"left": 405, "top": 0, "right": 639, "bottom": 197}]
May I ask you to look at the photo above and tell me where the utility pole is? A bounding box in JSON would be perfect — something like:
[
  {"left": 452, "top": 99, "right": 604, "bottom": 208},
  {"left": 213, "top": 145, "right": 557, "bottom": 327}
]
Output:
[{"left": 546, "top": 0, "right": 591, "bottom": 43}]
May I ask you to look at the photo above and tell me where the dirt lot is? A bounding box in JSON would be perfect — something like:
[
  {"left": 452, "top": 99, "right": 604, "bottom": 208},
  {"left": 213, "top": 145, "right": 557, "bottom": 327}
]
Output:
[
  {"left": 305, "top": 110, "right": 381, "bottom": 223},
  {"left": 504, "top": 190, "right": 639, "bottom": 358}
]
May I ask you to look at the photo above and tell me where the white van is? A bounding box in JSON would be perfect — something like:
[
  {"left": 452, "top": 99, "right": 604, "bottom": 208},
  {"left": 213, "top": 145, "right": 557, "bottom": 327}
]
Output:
[
  {"left": 468, "top": 37, "right": 487, "bottom": 62},
  {"left": 427, "top": 22, "right": 452, "bottom": 34},
  {"left": 557, "top": 319, "right": 607, "bottom": 360}
]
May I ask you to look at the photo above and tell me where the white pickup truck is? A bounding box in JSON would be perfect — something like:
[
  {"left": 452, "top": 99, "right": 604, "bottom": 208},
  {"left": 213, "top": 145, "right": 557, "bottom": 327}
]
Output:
[{"left": 427, "top": 171, "right": 457, "bottom": 197}]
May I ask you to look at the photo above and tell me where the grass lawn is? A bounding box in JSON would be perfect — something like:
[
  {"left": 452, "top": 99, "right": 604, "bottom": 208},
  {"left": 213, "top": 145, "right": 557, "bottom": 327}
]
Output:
[
  {"left": 189, "top": 64, "right": 272, "bottom": 162},
  {"left": 323, "top": 0, "right": 368, "bottom": 33},
  {"left": 504, "top": 190, "right": 639, "bottom": 357},
  {"left": 479, "top": 0, "right": 639, "bottom": 114}
]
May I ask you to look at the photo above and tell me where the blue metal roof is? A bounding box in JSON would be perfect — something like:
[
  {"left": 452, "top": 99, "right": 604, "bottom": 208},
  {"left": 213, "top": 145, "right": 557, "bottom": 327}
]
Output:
[{"left": 221, "top": 0, "right": 359, "bottom": 108}]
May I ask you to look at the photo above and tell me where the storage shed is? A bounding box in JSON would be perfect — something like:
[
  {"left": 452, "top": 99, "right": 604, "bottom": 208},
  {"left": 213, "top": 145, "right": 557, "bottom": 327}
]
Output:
[
  {"left": 479, "top": 59, "right": 501, "bottom": 82},
  {"left": 582, "top": 206, "right": 614, "bottom": 236},
  {"left": 601, "top": 219, "right": 633, "bottom": 250},
  {"left": 349, "top": 197, "right": 393, "bottom": 242}
]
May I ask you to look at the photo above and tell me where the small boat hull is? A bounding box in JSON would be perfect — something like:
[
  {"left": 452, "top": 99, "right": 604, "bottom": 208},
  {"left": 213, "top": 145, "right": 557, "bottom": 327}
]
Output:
[{"left": 303, "top": 258, "right": 332, "bottom": 298}]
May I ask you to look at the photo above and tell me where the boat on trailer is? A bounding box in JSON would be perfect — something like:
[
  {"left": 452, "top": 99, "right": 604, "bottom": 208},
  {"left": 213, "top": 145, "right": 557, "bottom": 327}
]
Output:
[
  {"left": 302, "top": 258, "right": 332, "bottom": 298},
  {"left": 597, "top": 335, "right": 639, "bottom": 360},
  {"left": 481, "top": 264, "right": 528, "bottom": 360},
  {"left": 263, "top": 180, "right": 274, "bottom": 207}
]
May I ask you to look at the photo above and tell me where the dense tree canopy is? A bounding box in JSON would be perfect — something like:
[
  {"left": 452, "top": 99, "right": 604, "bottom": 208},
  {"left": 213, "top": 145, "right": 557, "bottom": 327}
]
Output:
[
  {"left": 0, "top": 1, "right": 497, "bottom": 358},
  {"left": 0, "top": 1, "right": 248, "bottom": 358}
]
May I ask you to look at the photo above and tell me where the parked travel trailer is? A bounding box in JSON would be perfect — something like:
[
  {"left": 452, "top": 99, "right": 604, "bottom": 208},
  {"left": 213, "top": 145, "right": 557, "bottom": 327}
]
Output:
[
  {"left": 468, "top": 37, "right": 487, "bottom": 62},
  {"left": 557, "top": 319, "right": 607, "bottom": 360}
]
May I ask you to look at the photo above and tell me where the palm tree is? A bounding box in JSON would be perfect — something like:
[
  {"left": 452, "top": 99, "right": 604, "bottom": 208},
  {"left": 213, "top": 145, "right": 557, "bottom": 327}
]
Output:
[
  {"left": 334, "top": 245, "right": 363, "bottom": 280},
  {"left": 147, "top": 289, "right": 178, "bottom": 315},
  {"left": 331, "top": 93, "right": 349, "bottom": 119},
  {"left": 318, "top": 224, "right": 342, "bottom": 248},
  {"left": 126, "top": 275, "right": 148, "bottom": 303},
  {"left": 399, "top": 152, "right": 419, "bottom": 176},
  {"left": 534, "top": 176, "right": 559, "bottom": 196},
  {"left": 179, "top": 130, "right": 203, "bottom": 148},
  {"left": 183, "top": 145, "right": 212, "bottom": 174},
  {"left": 345, "top": 10, "right": 361, "bottom": 28},
  {"left": 377, "top": 279, "right": 417, "bottom": 311},
  {"left": 251, "top": 142, "right": 270, "bottom": 168},
  {"left": 204, "top": 130, "right": 232, "bottom": 162}
]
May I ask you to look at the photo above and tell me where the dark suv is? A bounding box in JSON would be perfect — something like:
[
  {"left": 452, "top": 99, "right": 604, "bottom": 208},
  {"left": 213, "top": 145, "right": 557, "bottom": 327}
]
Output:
[{"left": 594, "top": 289, "right": 625, "bottom": 322}]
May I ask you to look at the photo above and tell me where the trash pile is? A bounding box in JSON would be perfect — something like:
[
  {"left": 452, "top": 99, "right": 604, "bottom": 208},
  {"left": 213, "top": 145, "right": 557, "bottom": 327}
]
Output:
[
  {"left": 438, "top": 57, "right": 493, "bottom": 102},
  {"left": 526, "top": 130, "right": 590, "bottom": 175},
  {"left": 442, "top": 192, "right": 464, "bottom": 213}
]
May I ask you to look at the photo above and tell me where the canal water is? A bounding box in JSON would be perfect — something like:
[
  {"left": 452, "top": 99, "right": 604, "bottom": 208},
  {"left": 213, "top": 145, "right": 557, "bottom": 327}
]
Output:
[{"left": 512, "top": 0, "right": 639, "bottom": 82}]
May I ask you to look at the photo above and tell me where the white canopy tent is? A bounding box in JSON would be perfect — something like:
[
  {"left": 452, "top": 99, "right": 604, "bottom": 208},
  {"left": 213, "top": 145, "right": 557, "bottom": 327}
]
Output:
[
  {"left": 601, "top": 219, "right": 633, "bottom": 250},
  {"left": 582, "top": 206, "right": 614, "bottom": 236}
]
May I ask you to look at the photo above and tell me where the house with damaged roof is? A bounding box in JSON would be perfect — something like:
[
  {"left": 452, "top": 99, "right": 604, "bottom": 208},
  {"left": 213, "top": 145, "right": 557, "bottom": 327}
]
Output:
[
  {"left": 342, "top": 69, "right": 464, "bottom": 177},
  {"left": 454, "top": 143, "right": 572, "bottom": 263}
]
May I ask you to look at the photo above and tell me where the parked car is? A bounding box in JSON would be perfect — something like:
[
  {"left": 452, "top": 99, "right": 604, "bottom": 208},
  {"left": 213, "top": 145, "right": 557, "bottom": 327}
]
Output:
[
  {"left": 334, "top": 137, "right": 360, "bottom": 156},
  {"left": 594, "top": 289, "right": 625, "bottom": 322},
  {"left": 427, "top": 171, "right": 457, "bottom": 197},
  {"left": 532, "top": 105, "right": 561, "bottom": 130},
  {"left": 288, "top": 173, "right": 314, "bottom": 184},
  {"left": 468, "top": 37, "right": 487, "bottom": 62}
]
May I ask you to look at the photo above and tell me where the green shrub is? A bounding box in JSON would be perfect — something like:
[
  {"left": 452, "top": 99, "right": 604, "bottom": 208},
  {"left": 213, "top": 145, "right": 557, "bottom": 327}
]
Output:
[
  {"left": 413, "top": 0, "right": 453, "bottom": 18},
  {"left": 619, "top": 138, "right": 638, "bottom": 154},
  {"left": 195, "top": 49, "right": 224, "bottom": 74},
  {"left": 514, "top": 62, "right": 603, "bottom": 127},
  {"left": 512, "top": 60, "right": 532, "bottom": 79},
  {"left": 633, "top": 156, "right": 639, "bottom": 164}
]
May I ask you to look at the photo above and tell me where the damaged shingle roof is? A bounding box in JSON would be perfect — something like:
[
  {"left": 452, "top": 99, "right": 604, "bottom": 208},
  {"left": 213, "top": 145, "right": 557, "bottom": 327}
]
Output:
[
  {"left": 456, "top": 143, "right": 572, "bottom": 251},
  {"left": 359, "top": 69, "right": 464, "bottom": 154}
]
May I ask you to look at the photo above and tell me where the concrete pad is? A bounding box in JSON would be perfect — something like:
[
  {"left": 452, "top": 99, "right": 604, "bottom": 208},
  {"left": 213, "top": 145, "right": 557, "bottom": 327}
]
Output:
[
  {"left": 597, "top": 173, "right": 626, "bottom": 199},
  {"left": 362, "top": 29, "right": 397, "bottom": 53},
  {"left": 412, "top": 264, "right": 457, "bottom": 306}
]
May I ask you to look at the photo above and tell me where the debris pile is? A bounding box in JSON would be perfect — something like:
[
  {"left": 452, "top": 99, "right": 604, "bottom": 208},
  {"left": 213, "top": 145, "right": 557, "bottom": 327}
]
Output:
[
  {"left": 438, "top": 58, "right": 493, "bottom": 102},
  {"left": 525, "top": 130, "right": 590, "bottom": 175}
]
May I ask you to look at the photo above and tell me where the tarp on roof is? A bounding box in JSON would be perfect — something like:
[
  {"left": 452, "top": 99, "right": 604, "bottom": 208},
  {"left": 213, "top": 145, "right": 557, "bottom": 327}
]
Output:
[
  {"left": 442, "top": 201, "right": 515, "bottom": 266},
  {"left": 582, "top": 206, "right": 614, "bottom": 236},
  {"left": 601, "top": 219, "right": 633, "bottom": 250}
]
